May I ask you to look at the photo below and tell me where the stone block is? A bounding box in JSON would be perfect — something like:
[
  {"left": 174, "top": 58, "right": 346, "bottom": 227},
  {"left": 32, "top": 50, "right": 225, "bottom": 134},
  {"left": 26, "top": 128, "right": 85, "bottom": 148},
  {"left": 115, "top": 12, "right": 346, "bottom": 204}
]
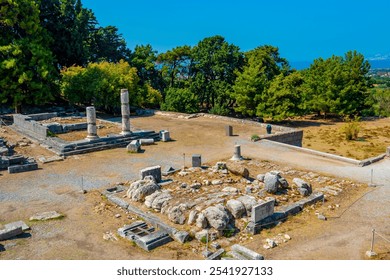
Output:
[
  {"left": 126, "top": 140, "right": 141, "bottom": 153},
  {"left": 231, "top": 244, "right": 264, "bottom": 260},
  {"left": 160, "top": 130, "right": 170, "bottom": 142},
  {"left": 44, "top": 123, "right": 63, "bottom": 134},
  {"left": 251, "top": 199, "right": 275, "bottom": 223},
  {"left": 7, "top": 155, "right": 25, "bottom": 165},
  {"left": 135, "top": 230, "right": 173, "bottom": 251},
  {"left": 0, "top": 146, "right": 9, "bottom": 156},
  {"left": 192, "top": 154, "right": 201, "bottom": 167},
  {"left": 297, "top": 192, "right": 324, "bottom": 208},
  {"left": 225, "top": 125, "right": 233, "bottom": 136},
  {"left": 4, "top": 221, "right": 30, "bottom": 231},
  {"left": 0, "top": 226, "right": 23, "bottom": 241},
  {"left": 140, "top": 165, "right": 162, "bottom": 183},
  {"left": 279, "top": 203, "right": 302, "bottom": 216},
  {"left": 8, "top": 163, "right": 38, "bottom": 174},
  {"left": 207, "top": 248, "right": 225, "bottom": 260}
]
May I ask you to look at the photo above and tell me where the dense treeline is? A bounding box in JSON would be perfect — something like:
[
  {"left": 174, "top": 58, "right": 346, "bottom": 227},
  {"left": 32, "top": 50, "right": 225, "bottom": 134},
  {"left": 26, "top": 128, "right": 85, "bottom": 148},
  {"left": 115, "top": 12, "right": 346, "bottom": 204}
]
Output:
[{"left": 1, "top": 0, "right": 389, "bottom": 118}]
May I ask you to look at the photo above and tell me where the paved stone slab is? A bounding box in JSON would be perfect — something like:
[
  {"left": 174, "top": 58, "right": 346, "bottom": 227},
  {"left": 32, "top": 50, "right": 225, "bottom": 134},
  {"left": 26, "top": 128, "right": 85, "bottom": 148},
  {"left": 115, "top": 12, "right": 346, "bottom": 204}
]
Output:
[
  {"left": 29, "top": 211, "right": 63, "bottom": 221},
  {"left": 251, "top": 199, "right": 275, "bottom": 223},
  {"left": 0, "top": 226, "right": 23, "bottom": 241},
  {"left": 4, "top": 221, "right": 30, "bottom": 231},
  {"left": 231, "top": 244, "right": 264, "bottom": 260}
]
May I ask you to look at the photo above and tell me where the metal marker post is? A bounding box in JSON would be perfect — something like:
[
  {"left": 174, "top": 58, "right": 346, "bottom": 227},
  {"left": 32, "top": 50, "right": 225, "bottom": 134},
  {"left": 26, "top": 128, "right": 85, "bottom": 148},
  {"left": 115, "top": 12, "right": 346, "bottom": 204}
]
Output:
[
  {"left": 183, "top": 153, "right": 185, "bottom": 169},
  {"left": 371, "top": 228, "right": 375, "bottom": 253}
]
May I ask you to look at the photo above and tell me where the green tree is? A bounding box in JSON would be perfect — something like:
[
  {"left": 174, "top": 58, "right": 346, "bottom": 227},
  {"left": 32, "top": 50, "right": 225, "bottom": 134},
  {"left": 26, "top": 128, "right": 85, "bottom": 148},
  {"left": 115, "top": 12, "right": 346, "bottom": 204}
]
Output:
[
  {"left": 161, "top": 87, "right": 198, "bottom": 113},
  {"left": 257, "top": 71, "right": 304, "bottom": 120},
  {"left": 61, "top": 60, "right": 141, "bottom": 112},
  {"left": 130, "top": 44, "right": 162, "bottom": 91},
  {"left": 157, "top": 45, "right": 192, "bottom": 90},
  {"left": 39, "top": 0, "right": 97, "bottom": 68},
  {"left": 303, "top": 51, "right": 371, "bottom": 116},
  {"left": 88, "top": 25, "right": 131, "bottom": 63},
  {"left": 191, "top": 35, "right": 243, "bottom": 111},
  {"left": 0, "top": 0, "right": 58, "bottom": 112},
  {"left": 231, "top": 45, "right": 289, "bottom": 116}
]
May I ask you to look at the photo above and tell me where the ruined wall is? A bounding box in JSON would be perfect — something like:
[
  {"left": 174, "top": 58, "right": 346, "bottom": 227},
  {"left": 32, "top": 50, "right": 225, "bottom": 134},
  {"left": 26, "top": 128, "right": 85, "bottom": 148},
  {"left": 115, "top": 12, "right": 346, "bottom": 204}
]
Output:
[{"left": 13, "top": 114, "right": 48, "bottom": 140}]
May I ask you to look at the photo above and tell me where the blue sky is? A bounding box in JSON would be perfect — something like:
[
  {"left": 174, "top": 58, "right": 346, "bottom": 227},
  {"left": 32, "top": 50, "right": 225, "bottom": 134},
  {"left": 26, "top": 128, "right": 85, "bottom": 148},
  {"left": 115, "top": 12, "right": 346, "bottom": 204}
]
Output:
[{"left": 82, "top": 0, "right": 390, "bottom": 63}]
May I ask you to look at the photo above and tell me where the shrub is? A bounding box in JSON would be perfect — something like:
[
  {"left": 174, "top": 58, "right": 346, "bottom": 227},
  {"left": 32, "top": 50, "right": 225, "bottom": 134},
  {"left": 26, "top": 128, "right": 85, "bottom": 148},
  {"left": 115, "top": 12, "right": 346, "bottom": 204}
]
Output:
[
  {"left": 251, "top": 134, "right": 260, "bottom": 141},
  {"left": 342, "top": 117, "right": 360, "bottom": 140},
  {"left": 208, "top": 104, "right": 230, "bottom": 116}
]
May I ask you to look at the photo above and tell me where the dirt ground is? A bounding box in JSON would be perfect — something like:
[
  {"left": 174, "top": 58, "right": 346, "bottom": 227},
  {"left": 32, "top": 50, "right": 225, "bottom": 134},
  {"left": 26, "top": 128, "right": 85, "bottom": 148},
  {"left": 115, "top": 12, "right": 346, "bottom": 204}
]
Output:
[
  {"left": 0, "top": 114, "right": 389, "bottom": 260},
  {"left": 285, "top": 117, "right": 390, "bottom": 160}
]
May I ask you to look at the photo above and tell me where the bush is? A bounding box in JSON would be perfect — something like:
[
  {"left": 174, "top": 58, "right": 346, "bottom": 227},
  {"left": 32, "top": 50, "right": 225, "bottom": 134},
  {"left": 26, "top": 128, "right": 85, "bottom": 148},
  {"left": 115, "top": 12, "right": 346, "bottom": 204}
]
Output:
[
  {"left": 251, "top": 134, "right": 260, "bottom": 141},
  {"left": 342, "top": 117, "right": 360, "bottom": 140},
  {"left": 208, "top": 104, "right": 230, "bottom": 116}
]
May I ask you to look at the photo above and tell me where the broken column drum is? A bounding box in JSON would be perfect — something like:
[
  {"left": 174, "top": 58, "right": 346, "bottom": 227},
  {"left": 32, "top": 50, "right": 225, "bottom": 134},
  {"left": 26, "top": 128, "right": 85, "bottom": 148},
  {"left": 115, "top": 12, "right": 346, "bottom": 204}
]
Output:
[
  {"left": 86, "top": 106, "right": 99, "bottom": 140},
  {"left": 120, "top": 89, "right": 131, "bottom": 135},
  {"left": 231, "top": 145, "right": 243, "bottom": 161}
]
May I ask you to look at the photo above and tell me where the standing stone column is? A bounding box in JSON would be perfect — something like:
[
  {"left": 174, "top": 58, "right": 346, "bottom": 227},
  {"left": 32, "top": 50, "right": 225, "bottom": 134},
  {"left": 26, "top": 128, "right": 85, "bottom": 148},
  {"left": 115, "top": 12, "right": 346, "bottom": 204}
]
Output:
[
  {"left": 120, "top": 89, "right": 131, "bottom": 135},
  {"left": 86, "top": 106, "right": 99, "bottom": 140},
  {"left": 231, "top": 144, "right": 243, "bottom": 161}
]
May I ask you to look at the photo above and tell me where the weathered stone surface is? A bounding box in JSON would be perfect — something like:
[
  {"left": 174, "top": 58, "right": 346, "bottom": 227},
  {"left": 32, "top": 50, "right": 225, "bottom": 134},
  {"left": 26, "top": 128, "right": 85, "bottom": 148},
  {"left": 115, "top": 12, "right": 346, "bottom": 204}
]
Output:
[
  {"left": 264, "top": 172, "right": 280, "bottom": 194},
  {"left": 225, "top": 125, "right": 233, "bottom": 136},
  {"left": 160, "top": 130, "right": 170, "bottom": 142},
  {"left": 203, "top": 205, "right": 230, "bottom": 230},
  {"left": 251, "top": 199, "right": 275, "bottom": 223},
  {"left": 144, "top": 191, "right": 163, "bottom": 208},
  {"left": 0, "top": 226, "right": 23, "bottom": 241},
  {"left": 187, "top": 210, "right": 198, "bottom": 225},
  {"left": 8, "top": 163, "right": 38, "bottom": 174},
  {"left": 231, "top": 244, "right": 264, "bottom": 260},
  {"left": 293, "top": 178, "right": 312, "bottom": 196},
  {"left": 226, "top": 163, "right": 249, "bottom": 178},
  {"left": 196, "top": 213, "right": 208, "bottom": 228},
  {"left": 222, "top": 187, "right": 238, "bottom": 194},
  {"left": 4, "top": 221, "right": 30, "bottom": 231},
  {"left": 211, "top": 179, "right": 223, "bottom": 185},
  {"left": 256, "top": 174, "right": 265, "bottom": 182},
  {"left": 297, "top": 192, "right": 324, "bottom": 208},
  {"left": 151, "top": 192, "right": 172, "bottom": 211},
  {"left": 226, "top": 199, "right": 246, "bottom": 218},
  {"left": 126, "top": 140, "right": 141, "bottom": 153},
  {"left": 135, "top": 230, "right": 173, "bottom": 251},
  {"left": 173, "top": 231, "right": 189, "bottom": 243},
  {"left": 279, "top": 177, "right": 289, "bottom": 188},
  {"left": 140, "top": 165, "right": 162, "bottom": 182},
  {"left": 127, "top": 179, "right": 160, "bottom": 202},
  {"left": 237, "top": 195, "right": 257, "bottom": 216},
  {"left": 279, "top": 203, "right": 302, "bottom": 216},
  {"left": 192, "top": 154, "right": 201, "bottom": 167},
  {"left": 231, "top": 144, "right": 243, "bottom": 161},
  {"left": 29, "top": 211, "right": 63, "bottom": 221},
  {"left": 207, "top": 248, "right": 225, "bottom": 260},
  {"left": 168, "top": 205, "right": 186, "bottom": 224}
]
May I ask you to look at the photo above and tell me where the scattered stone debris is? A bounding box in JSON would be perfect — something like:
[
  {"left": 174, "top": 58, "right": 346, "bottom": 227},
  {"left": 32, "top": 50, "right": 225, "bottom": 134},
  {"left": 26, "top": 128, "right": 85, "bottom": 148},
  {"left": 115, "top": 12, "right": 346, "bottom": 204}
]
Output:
[
  {"left": 0, "top": 226, "right": 23, "bottom": 241},
  {"left": 103, "top": 231, "right": 118, "bottom": 241}
]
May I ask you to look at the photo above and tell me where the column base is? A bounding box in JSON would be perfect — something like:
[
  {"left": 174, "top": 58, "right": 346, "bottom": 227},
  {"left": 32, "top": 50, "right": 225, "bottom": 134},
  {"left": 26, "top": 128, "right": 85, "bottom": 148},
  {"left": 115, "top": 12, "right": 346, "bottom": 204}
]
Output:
[
  {"left": 120, "top": 131, "right": 132, "bottom": 136},
  {"left": 230, "top": 155, "right": 243, "bottom": 161}
]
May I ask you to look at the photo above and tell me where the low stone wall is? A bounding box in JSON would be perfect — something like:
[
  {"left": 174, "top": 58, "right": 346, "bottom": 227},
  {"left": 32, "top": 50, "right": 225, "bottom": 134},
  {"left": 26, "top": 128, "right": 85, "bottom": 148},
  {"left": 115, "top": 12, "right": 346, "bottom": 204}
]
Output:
[
  {"left": 13, "top": 114, "right": 48, "bottom": 140},
  {"left": 260, "top": 130, "right": 303, "bottom": 147},
  {"left": 27, "top": 112, "right": 58, "bottom": 121}
]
